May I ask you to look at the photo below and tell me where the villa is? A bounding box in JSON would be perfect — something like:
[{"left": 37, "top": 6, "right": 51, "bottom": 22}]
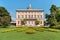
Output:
[{"left": 16, "top": 4, "right": 44, "bottom": 27}]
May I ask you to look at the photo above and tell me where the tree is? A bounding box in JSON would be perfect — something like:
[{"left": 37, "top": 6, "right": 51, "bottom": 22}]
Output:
[
  {"left": 56, "top": 7, "right": 60, "bottom": 23},
  {"left": 45, "top": 5, "right": 58, "bottom": 28},
  {"left": 21, "top": 20, "right": 26, "bottom": 25},
  {"left": 35, "top": 20, "right": 39, "bottom": 25},
  {"left": 45, "top": 5, "right": 60, "bottom": 28},
  {"left": 50, "top": 5, "right": 57, "bottom": 26},
  {"left": 0, "top": 6, "right": 11, "bottom": 27},
  {"left": 45, "top": 14, "right": 51, "bottom": 25}
]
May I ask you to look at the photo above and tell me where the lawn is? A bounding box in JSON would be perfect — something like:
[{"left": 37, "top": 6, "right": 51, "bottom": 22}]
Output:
[{"left": 0, "top": 27, "right": 60, "bottom": 40}]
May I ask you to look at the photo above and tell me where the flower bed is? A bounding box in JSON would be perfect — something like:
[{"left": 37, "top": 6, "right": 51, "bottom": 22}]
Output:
[
  {"left": 2, "top": 30, "right": 11, "bottom": 33},
  {"left": 39, "top": 28, "right": 45, "bottom": 32},
  {"left": 26, "top": 30, "right": 36, "bottom": 34}
]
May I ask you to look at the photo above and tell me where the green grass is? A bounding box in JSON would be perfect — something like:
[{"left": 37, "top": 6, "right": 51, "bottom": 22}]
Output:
[{"left": 0, "top": 28, "right": 60, "bottom": 40}]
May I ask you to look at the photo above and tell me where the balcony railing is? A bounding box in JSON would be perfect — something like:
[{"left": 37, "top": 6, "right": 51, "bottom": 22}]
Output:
[{"left": 24, "top": 18, "right": 37, "bottom": 20}]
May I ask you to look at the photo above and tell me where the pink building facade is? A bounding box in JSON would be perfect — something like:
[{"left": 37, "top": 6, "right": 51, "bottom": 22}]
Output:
[{"left": 16, "top": 5, "right": 44, "bottom": 27}]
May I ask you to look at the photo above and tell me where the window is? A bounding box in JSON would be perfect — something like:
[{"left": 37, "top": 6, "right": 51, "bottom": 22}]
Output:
[
  {"left": 31, "top": 15, "right": 33, "bottom": 18},
  {"left": 39, "top": 15, "right": 42, "bottom": 19},
  {"left": 28, "top": 15, "right": 30, "bottom": 19},
  {"left": 22, "top": 15, "right": 24, "bottom": 18},
  {"left": 18, "top": 15, "right": 20, "bottom": 18},
  {"left": 32, "top": 21, "right": 33, "bottom": 24},
  {"left": 18, "top": 21, "right": 19, "bottom": 24},
  {"left": 41, "top": 15, "right": 42, "bottom": 18},
  {"left": 40, "top": 21, "right": 42, "bottom": 24},
  {"left": 34, "top": 15, "right": 36, "bottom": 19},
  {"left": 38, "top": 15, "right": 39, "bottom": 18},
  {"left": 25, "top": 15, "right": 27, "bottom": 18},
  {"left": 28, "top": 21, "right": 30, "bottom": 24}
]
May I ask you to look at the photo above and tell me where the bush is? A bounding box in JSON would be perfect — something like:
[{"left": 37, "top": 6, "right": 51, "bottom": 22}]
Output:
[
  {"left": 35, "top": 20, "right": 39, "bottom": 25},
  {"left": 18, "top": 28, "right": 26, "bottom": 31},
  {"left": 52, "top": 25, "right": 60, "bottom": 29},
  {"left": 0, "top": 26, "right": 8, "bottom": 28},
  {"left": 16, "top": 28, "right": 26, "bottom": 32},
  {"left": 46, "top": 29, "right": 58, "bottom": 32},
  {"left": 21, "top": 20, "right": 26, "bottom": 25},
  {"left": 2, "top": 30, "right": 11, "bottom": 33},
  {"left": 10, "top": 29, "right": 16, "bottom": 31},
  {"left": 26, "top": 30, "right": 36, "bottom": 34},
  {"left": 34, "top": 27, "right": 39, "bottom": 31},
  {"left": 39, "top": 28, "right": 45, "bottom": 32},
  {"left": 50, "top": 30, "right": 58, "bottom": 32},
  {"left": 33, "top": 27, "right": 45, "bottom": 32},
  {"left": 16, "top": 30, "right": 22, "bottom": 32}
]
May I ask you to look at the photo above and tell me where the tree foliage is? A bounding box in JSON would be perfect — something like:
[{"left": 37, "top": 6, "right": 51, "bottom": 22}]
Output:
[
  {"left": 46, "top": 5, "right": 60, "bottom": 28},
  {"left": 35, "top": 20, "right": 39, "bottom": 25},
  {"left": 0, "top": 7, "right": 11, "bottom": 27},
  {"left": 56, "top": 8, "right": 60, "bottom": 23},
  {"left": 21, "top": 20, "right": 26, "bottom": 25}
]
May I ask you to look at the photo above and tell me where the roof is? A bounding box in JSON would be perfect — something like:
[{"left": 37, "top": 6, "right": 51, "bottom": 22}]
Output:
[{"left": 16, "top": 9, "right": 44, "bottom": 12}]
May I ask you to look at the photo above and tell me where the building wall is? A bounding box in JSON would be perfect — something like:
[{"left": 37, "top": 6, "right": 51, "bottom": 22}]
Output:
[{"left": 16, "top": 10, "right": 44, "bottom": 27}]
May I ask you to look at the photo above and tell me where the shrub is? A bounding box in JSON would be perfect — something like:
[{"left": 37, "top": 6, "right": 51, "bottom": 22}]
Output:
[
  {"left": 10, "top": 29, "right": 16, "bottom": 31},
  {"left": 2, "top": 30, "right": 11, "bottom": 33},
  {"left": 50, "top": 30, "right": 57, "bottom": 32},
  {"left": 16, "top": 30, "right": 22, "bottom": 32},
  {"left": 33, "top": 27, "right": 45, "bottom": 32},
  {"left": 52, "top": 25, "right": 60, "bottom": 29},
  {"left": 26, "top": 30, "right": 36, "bottom": 34},
  {"left": 39, "top": 28, "right": 45, "bottom": 32},
  {"left": 34, "top": 27, "right": 39, "bottom": 31},
  {"left": 46, "top": 29, "right": 58, "bottom": 32},
  {"left": 21, "top": 20, "right": 26, "bottom": 25},
  {"left": 16, "top": 28, "right": 25, "bottom": 32},
  {"left": 17, "top": 28, "right": 25, "bottom": 31},
  {"left": 35, "top": 20, "right": 39, "bottom": 25}
]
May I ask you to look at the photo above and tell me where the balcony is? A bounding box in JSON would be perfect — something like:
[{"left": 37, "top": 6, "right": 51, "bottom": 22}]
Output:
[{"left": 24, "top": 18, "right": 37, "bottom": 20}]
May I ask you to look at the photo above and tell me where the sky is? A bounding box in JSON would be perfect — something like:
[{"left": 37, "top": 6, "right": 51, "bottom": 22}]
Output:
[{"left": 0, "top": 0, "right": 60, "bottom": 21}]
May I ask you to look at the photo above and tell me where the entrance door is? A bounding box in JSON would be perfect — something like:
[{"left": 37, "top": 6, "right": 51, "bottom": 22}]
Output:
[
  {"left": 27, "top": 21, "right": 30, "bottom": 26},
  {"left": 26, "top": 20, "right": 35, "bottom": 26}
]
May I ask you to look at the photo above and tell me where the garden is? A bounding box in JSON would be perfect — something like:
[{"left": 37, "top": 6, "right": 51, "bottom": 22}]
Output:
[{"left": 0, "top": 27, "right": 60, "bottom": 40}]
